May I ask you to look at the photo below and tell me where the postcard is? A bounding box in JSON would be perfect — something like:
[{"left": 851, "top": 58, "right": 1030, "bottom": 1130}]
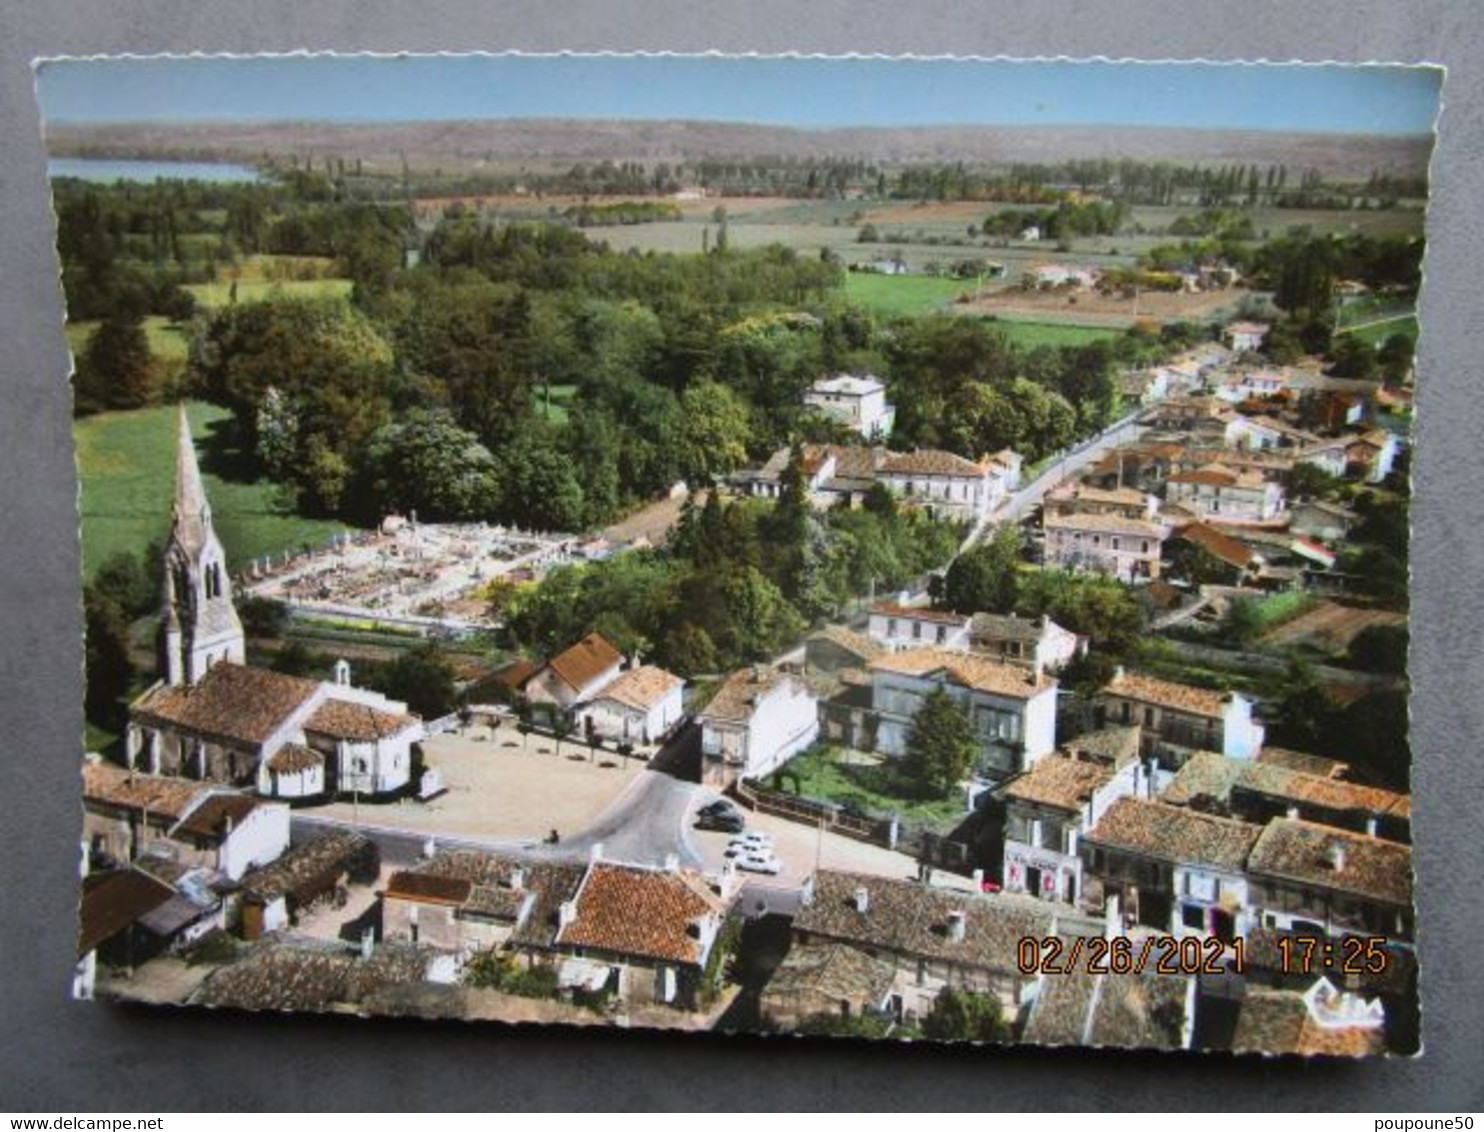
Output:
[{"left": 42, "top": 51, "right": 1433, "bottom": 1055}]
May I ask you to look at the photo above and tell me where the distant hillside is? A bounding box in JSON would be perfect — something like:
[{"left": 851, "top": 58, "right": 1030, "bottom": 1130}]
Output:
[{"left": 46, "top": 118, "right": 1434, "bottom": 181}]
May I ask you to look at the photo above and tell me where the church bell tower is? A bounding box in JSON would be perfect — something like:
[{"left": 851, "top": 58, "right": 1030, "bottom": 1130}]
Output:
[{"left": 160, "top": 405, "right": 245, "bottom": 685}]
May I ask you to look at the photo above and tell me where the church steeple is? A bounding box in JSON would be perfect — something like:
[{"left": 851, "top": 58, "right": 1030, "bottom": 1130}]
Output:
[{"left": 160, "top": 404, "right": 245, "bottom": 685}]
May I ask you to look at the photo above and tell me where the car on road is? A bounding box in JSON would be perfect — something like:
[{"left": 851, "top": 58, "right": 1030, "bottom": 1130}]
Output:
[
  {"left": 694, "top": 811, "right": 744, "bottom": 834},
  {"left": 734, "top": 850, "right": 782, "bottom": 875}
]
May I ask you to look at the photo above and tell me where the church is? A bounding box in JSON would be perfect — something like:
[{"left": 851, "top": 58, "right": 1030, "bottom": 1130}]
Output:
[{"left": 124, "top": 407, "right": 425, "bottom": 801}]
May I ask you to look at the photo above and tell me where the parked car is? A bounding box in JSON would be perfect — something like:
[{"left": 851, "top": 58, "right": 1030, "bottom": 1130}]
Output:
[
  {"left": 735, "top": 850, "right": 782, "bottom": 876},
  {"left": 699, "top": 798, "right": 741, "bottom": 818},
  {"left": 695, "top": 811, "right": 744, "bottom": 834},
  {"left": 723, "top": 834, "right": 774, "bottom": 858},
  {"left": 727, "top": 832, "right": 774, "bottom": 852}
]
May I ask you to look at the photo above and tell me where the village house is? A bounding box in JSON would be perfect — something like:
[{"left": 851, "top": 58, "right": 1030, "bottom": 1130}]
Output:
[
  {"left": 803, "top": 625, "right": 884, "bottom": 677},
  {"left": 1165, "top": 464, "right": 1286, "bottom": 523},
  {"left": 1083, "top": 442, "right": 1185, "bottom": 492},
  {"left": 380, "top": 852, "right": 585, "bottom": 960},
  {"left": 1245, "top": 818, "right": 1414, "bottom": 940},
  {"left": 553, "top": 859, "right": 732, "bottom": 1010},
  {"left": 878, "top": 449, "right": 1010, "bottom": 523},
  {"left": 1290, "top": 498, "right": 1360, "bottom": 544},
  {"left": 1079, "top": 797, "right": 1263, "bottom": 941},
  {"left": 1223, "top": 320, "right": 1270, "bottom": 354},
  {"left": 575, "top": 665, "right": 685, "bottom": 745},
  {"left": 743, "top": 443, "right": 887, "bottom": 507},
  {"left": 238, "top": 830, "right": 379, "bottom": 940},
  {"left": 126, "top": 411, "right": 425, "bottom": 800},
  {"left": 82, "top": 760, "right": 290, "bottom": 881},
  {"left": 997, "top": 732, "right": 1151, "bottom": 905},
  {"left": 1229, "top": 977, "right": 1386, "bottom": 1057},
  {"left": 758, "top": 942, "right": 897, "bottom": 1031},
  {"left": 867, "top": 648, "right": 1058, "bottom": 781},
  {"left": 1042, "top": 511, "right": 1168, "bottom": 582},
  {"left": 525, "top": 631, "right": 625, "bottom": 713},
  {"left": 1095, "top": 667, "right": 1265, "bottom": 761},
  {"left": 1167, "top": 521, "right": 1264, "bottom": 585},
  {"left": 1297, "top": 436, "right": 1351, "bottom": 478},
  {"left": 866, "top": 601, "right": 972, "bottom": 651},
  {"left": 1118, "top": 367, "right": 1172, "bottom": 406},
  {"left": 1171, "top": 445, "right": 1294, "bottom": 485},
  {"left": 1022, "top": 965, "right": 1196, "bottom": 1051},
  {"left": 968, "top": 612, "right": 1083, "bottom": 674},
  {"left": 1159, "top": 751, "right": 1411, "bottom": 844},
  {"left": 1213, "top": 368, "right": 1289, "bottom": 404},
  {"left": 1028, "top": 263, "right": 1100, "bottom": 290},
  {"left": 1141, "top": 395, "right": 1237, "bottom": 439},
  {"left": 803, "top": 373, "right": 896, "bottom": 439},
  {"left": 76, "top": 866, "right": 221, "bottom": 997},
  {"left": 791, "top": 869, "right": 1102, "bottom": 1022},
  {"left": 1044, "top": 482, "right": 1160, "bottom": 522},
  {"left": 1346, "top": 429, "right": 1402, "bottom": 484},
  {"left": 696, "top": 666, "right": 819, "bottom": 787}
]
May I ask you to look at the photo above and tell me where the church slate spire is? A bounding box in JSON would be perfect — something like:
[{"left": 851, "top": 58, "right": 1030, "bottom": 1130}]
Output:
[{"left": 160, "top": 404, "right": 245, "bottom": 685}]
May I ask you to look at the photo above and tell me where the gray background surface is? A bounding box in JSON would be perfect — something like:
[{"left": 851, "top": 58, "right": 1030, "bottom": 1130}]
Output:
[{"left": 1, "top": 0, "right": 1480, "bottom": 1112}]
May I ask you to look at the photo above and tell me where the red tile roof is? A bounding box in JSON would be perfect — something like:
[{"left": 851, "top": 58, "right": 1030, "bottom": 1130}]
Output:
[
  {"left": 1175, "top": 521, "right": 1258, "bottom": 570},
  {"left": 385, "top": 871, "right": 474, "bottom": 906},
  {"left": 547, "top": 633, "right": 623, "bottom": 694},
  {"left": 1101, "top": 669, "right": 1232, "bottom": 719},
  {"left": 174, "top": 793, "right": 264, "bottom": 842},
  {"left": 881, "top": 450, "right": 985, "bottom": 478},
  {"left": 82, "top": 762, "right": 210, "bottom": 819},
  {"left": 870, "top": 602, "right": 972, "bottom": 626},
  {"left": 586, "top": 665, "right": 683, "bottom": 711},
  {"left": 305, "top": 698, "right": 416, "bottom": 741},
  {"left": 1247, "top": 818, "right": 1412, "bottom": 907},
  {"left": 78, "top": 869, "right": 175, "bottom": 956},
  {"left": 557, "top": 863, "right": 722, "bottom": 966},
  {"left": 870, "top": 648, "right": 1054, "bottom": 699},
  {"left": 132, "top": 663, "right": 320, "bottom": 748},
  {"left": 1082, "top": 798, "right": 1262, "bottom": 872}
]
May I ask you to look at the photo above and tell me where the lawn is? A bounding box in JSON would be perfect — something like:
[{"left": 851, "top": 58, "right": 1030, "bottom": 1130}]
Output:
[
  {"left": 74, "top": 400, "right": 349, "bottom": 578},
  {"left": 767, "top": 743, "right": 967, "bottom": 825},
  {"left": 66, "top": 316, "right": 193, "bottom": 368},
  {"left": 843, "top": 272, "right": 974, "bottom": 317},
  {"left": 185, "top": 276, "right": 353, "bottom": 309},
  {"left": 982, "top": 318, "right": 1124, "bottom": 349},
  {"left": 1340, "top": 313, "right": 1419, "bottom": 347},
  {"left": 536, "top": 383, "right": 578, "bottom": 424}
]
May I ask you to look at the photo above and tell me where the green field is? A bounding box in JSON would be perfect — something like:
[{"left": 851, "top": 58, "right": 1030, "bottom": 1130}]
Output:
[
  {"left": 185, "top": 276, "right": 353, "bottom": 309},
  {"left": 66, "top": 316, "right": 193, "bottom": 367},
  {"left": 843, "top": 272, "right": 974, "bottom": 317},
  {"left": 983, "top": 318, "right": 1123, "bottom": 349},
  {"left": 75, "top": 400, "right": 349, "bottom": 578},
  {"left": 1340, "top": 313, "right": 1419, "bottom": 347}
]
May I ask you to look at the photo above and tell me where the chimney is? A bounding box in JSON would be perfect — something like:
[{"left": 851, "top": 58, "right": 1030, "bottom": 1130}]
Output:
[
  {"left": 1328, "top": 843, "right": 1347, "bottom": 872},
  {"left": 1365, "top": 815, "right": 1379, "bottom": 838},
  {"left": 334, "top": 658, "right": 352, "bottom": 686},
  {"left": 1113, "top": 665, "right": 1126, "bottom": 681},
  {"left": 1286, "top": 805, "right": 1300, "bottom": 820},
  {"left": 947, "top": 909, "right": 966, "bottom": 943},
  {"left": 509, "top": 865, "right": 525, "bottom": 892},
  {"left": 853, "top": 886, "right": 870, "bottom": 913},
  {"left": 223, "top": 814, "right": 234, "bottom": 836},
  {"left": 972, "top": 868, "right": 984, "bottom": 888},
  {"left": 1105, "top": 893, "right": 1122, "bottom": 940},
  {"left": 590, "top": 842, "right": 604, "bottom": 862},
  {"left": 558, "top": 900, "right": 577, "bottom": 930},
  {"left": 423, "top": 837, "right": 438, "bottom": 859},
  {"left": 360, "top": 926, "right": 375, "bottom": 961}
]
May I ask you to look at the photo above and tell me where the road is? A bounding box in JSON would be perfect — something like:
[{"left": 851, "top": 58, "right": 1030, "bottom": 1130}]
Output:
[{"left": 959, "top": 406, "right": 1146, "bottom": 552}]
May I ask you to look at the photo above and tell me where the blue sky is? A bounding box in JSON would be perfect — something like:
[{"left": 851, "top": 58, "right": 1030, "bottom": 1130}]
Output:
[{"left": 37, "top": 53, "right": 1442, "bottom": 135}]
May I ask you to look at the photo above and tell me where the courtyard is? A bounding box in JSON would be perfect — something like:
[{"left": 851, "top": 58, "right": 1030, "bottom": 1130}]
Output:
[{"left": 310, "top": 723, "right": 646, "bottom": 843}]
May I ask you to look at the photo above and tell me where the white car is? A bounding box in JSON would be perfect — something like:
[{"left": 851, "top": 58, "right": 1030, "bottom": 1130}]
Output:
[
  {"left": 735, "top": 850, "right": 782, "bottom": 875},
  {"left": 729, "top": 831, "right": 774, "bottom": 849},
  {"left": 724, "top": 834, "right": 774, "bottom": 858}
]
